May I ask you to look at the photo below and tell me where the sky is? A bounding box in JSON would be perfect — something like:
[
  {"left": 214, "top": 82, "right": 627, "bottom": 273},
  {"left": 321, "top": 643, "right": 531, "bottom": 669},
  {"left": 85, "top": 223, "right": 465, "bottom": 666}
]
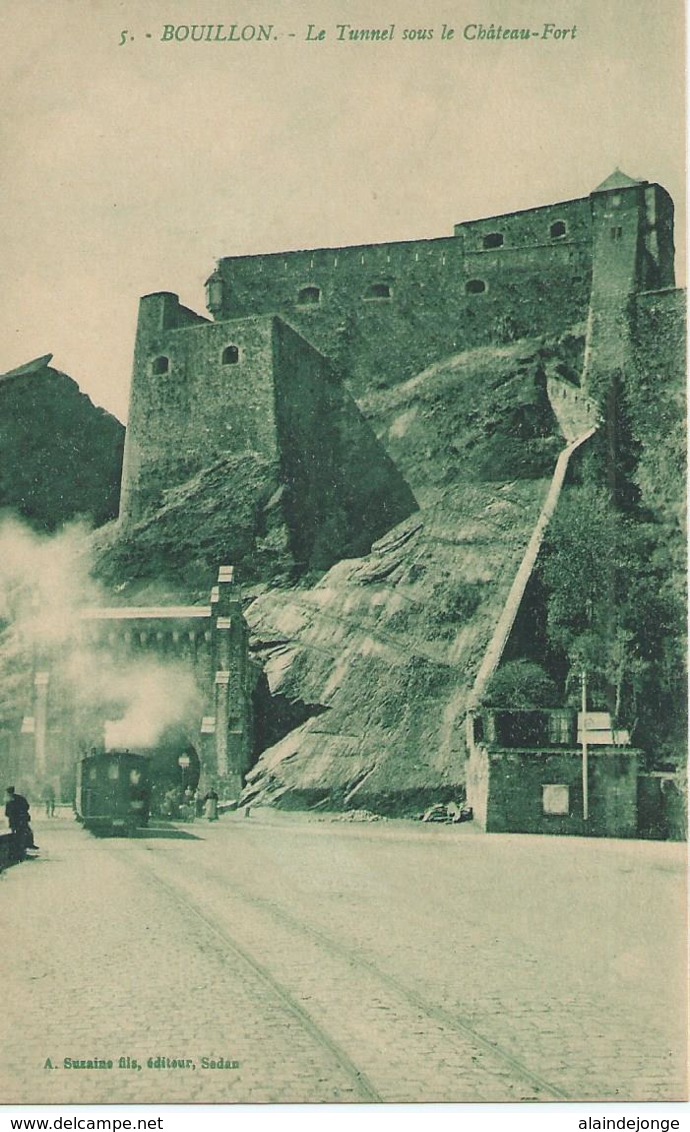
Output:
[{"left": 0, "top": 0, "right": 685, "bottom": 422}]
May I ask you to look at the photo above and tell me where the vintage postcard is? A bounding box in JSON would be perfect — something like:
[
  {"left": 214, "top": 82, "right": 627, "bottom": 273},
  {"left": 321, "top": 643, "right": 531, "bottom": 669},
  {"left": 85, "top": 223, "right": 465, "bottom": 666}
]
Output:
[{"left": 0, "top": 0, "right": 686, "bottom": 1120}]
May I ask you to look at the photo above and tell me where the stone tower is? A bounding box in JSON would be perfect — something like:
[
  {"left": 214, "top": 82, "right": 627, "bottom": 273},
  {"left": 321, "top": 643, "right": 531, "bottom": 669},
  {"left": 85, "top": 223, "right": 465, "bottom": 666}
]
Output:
[
  {"left": 583, "top": 170, "right": 675, "bottom": 397},
  {"left": 118, "top": 294, "right": 417, "bottom": 572}
]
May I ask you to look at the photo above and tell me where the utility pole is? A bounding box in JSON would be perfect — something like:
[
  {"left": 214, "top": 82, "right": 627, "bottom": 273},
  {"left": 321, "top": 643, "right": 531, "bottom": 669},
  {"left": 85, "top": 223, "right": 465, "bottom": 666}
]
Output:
[{"left": 581, "top": 670, "right": 589, "bottom": 823}]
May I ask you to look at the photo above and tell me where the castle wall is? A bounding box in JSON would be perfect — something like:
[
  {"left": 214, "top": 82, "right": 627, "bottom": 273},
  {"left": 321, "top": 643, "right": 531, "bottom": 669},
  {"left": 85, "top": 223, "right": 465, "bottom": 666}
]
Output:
[
  {"left": 583, "top": 183, "right": 674, "bottom": 398},
  {"left": 641, "top": 185, "right": 676, "bottom": 291},
  {"left": 272, "top": 320, "right": 418, "bottom": 568},
  {"left": 455, "top": 197, "right": 592, "bottom": 247},
  {"left": 120, "top": 295, "right": 280, "bottom": 523},
  {"left": 633, "top": 287, "right": 686, "bottom": 384},
  {"left": 578, "top": 184, "right": 678, "bottom": 507},
  {"left": 271, "top": 319, "right": 344, "bottom": 568},
  {"left": 628, "top": 287, "right": 686, "bottom": 530},
  {"left": 212, "top": 196, "right": 593, "bottom": 394},
  {"left": 120, "top": 176, "right": 679, "bottom": 567}
]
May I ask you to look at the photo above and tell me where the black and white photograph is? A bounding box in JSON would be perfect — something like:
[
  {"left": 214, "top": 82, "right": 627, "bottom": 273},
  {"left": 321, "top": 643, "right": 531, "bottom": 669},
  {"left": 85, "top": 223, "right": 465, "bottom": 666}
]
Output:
[{"left": 0, "top": 0, "right": 686, "bottom": 1121}]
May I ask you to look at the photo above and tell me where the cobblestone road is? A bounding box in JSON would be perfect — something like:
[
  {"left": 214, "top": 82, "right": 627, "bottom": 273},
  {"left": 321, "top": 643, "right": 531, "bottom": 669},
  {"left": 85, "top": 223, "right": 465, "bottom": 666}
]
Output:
[{"left": 1, "top": 810, "right": 686, "bottom": 1104}]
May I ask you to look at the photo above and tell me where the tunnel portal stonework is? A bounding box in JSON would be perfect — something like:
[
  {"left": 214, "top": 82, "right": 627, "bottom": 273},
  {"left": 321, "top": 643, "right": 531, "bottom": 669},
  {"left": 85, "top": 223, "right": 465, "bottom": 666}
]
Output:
[{"left": 19, "top": 567, "right": 256, "bottom": 802}]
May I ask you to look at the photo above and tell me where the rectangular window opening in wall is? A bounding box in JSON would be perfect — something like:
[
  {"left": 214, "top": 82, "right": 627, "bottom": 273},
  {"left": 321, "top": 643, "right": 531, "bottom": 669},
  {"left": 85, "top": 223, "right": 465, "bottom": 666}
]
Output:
[
  {"left": 364, "top": 282, "right": 392, "bottom": 300},
  {"left": 542, "top": 784, "right": 570, "bottom": 815},
  {"left": 611, "top": 226, "right": 623, "bottom": 240}
]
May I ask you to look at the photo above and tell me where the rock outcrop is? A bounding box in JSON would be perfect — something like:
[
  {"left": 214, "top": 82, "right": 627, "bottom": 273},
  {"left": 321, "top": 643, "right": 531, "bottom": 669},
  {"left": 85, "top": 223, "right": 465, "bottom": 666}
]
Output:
[
  {"left": 0, "top": 355, "right": 124, "bottom": 532},
  {"left": 242, "top": 333, "right": 589, "bottom": 811}
]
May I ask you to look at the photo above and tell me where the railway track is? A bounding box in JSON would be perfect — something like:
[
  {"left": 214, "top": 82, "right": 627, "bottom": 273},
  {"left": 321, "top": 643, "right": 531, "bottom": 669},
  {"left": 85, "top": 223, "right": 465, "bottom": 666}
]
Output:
[
  {"left": 93, "top": 835, "right": 382, "bottom": 1102},
  {"left": 107, "top": 834, "right": 569, "bottom": 1103}
]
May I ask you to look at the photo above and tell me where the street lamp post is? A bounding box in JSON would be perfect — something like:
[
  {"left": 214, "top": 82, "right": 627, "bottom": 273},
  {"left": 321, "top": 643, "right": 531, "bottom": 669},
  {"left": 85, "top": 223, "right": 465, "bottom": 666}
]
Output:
[{"left": 178, "top": 753, "right": 191, "bottom": 799}]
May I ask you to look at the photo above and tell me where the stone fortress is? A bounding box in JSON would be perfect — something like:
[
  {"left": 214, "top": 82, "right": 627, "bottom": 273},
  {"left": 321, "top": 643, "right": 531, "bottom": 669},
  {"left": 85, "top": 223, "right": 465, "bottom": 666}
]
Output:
[{"left": 120, "top": 168, "right": 675, "bottom": 552}]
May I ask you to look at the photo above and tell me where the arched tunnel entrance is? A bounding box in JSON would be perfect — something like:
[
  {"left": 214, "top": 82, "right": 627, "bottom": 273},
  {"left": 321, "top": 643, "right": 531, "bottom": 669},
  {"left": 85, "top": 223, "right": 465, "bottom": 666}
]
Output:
[{"left": 142, "top": 726, "right": 201, "bottom": 816}]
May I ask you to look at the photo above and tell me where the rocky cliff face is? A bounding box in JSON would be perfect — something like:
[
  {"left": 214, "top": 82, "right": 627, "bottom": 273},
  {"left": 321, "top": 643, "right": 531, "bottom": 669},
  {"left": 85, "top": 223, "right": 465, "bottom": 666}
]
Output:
[
  {"left": 0, "top": 356, "right": 124, "bottom": 532},
  {"left": 241, "top": 333, "right": 588, "bottom": 811},
  {"left": 93, "top": 452, "right": 295, "bottom": 600}
]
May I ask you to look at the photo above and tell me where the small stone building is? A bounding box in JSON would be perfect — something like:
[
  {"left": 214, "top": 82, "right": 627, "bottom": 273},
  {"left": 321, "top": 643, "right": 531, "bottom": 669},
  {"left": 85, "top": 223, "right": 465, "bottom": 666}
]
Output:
[{"left": 467, "top": 709, "right": 639, "bottom": 838}]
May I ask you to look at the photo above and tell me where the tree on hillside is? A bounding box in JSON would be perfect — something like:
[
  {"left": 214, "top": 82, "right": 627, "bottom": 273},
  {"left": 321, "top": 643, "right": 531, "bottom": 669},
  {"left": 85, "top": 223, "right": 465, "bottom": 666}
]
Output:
[
  {"left": 539, "top": 484, "right": 684, "bottom": 760},
  {"left": 481, "top": 659, "right": 558, "bottom": 710}
]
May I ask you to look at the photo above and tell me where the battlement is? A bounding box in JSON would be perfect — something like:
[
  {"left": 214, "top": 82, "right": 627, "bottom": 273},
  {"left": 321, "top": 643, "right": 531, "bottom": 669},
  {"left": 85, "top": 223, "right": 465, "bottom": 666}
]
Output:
[{"left": 201, "top": 177, "right": 673, "bottom": 396}]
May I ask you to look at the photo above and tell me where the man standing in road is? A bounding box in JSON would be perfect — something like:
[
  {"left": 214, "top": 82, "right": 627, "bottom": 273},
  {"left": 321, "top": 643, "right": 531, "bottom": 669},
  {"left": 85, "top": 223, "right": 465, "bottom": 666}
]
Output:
[{"left": 5, "top": 786, "right": 38, "bottom": 861}]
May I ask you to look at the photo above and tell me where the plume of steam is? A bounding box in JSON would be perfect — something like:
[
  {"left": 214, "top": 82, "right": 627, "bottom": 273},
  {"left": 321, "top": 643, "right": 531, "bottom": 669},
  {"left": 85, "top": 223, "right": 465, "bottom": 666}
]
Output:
[
  {"left": 0, "top": 516, "right": 99, "bottom": 647},
  {"left": 67, "top": 651, "right": 203, "bottom": 751},
  {"left": 0, "top": 515, "right": 207, "bottom": 754}
]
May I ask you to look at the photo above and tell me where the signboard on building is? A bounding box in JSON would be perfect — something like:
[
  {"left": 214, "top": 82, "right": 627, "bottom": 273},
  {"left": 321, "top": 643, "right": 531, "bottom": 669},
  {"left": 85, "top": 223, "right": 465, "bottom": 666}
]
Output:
[{"left": 577, "top": 712, "right": 631, "bottom": 746}]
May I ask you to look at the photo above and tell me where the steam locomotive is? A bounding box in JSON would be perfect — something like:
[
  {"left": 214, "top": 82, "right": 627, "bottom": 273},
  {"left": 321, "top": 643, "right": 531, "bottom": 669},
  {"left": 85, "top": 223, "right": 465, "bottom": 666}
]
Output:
[{"left": 75, "top": 749, "right": 151, "bottom": 835}]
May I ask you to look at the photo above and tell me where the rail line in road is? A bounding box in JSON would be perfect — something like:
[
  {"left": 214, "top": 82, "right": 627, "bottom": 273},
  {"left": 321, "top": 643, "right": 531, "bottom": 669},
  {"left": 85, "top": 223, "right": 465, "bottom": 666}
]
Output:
[
  {"left": 92, "top": 836, "right": 383, "bottom": 1103},
  {"left": 111, "top": 835, "right": 569, "bottom": 1103},
  {"left": 204, "top": 871, "right": 570, "bottom": 1101},
  {"left": 6, "top": 819, "right": 682, "bottom": 1105}
]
